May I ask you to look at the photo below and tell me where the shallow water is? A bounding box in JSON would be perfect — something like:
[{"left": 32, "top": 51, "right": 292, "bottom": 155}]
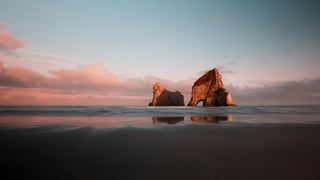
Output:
[{"left": 0, "top": 105, "right": 319, "bottom": 129}]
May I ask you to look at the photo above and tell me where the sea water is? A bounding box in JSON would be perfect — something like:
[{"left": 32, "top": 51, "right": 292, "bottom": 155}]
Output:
[{"left": 0, "top": 105, "right": 319, "bottom": 129}]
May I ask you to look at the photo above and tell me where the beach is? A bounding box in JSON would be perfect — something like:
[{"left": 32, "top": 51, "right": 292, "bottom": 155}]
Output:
[
  {"left": 1, "top": 106, "right": 320, "bottom": 179},
  {"left": 1, "top": 121, "right": 320, "bottom": 179}
]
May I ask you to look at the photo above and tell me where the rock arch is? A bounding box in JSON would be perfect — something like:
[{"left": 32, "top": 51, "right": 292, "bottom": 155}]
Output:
[{"left": 187, "top": 68, "right": 236, "bottom": 107}]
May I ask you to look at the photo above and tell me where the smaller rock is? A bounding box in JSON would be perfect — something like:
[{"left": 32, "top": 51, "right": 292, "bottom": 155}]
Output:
[{"left": 149, "top": 82, "right": 185, "bottom": 106}]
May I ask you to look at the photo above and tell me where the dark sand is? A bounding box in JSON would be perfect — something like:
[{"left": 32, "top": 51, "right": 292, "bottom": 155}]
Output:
[{"left": 1, "top": 123, "right": 320, "bottom": 180}]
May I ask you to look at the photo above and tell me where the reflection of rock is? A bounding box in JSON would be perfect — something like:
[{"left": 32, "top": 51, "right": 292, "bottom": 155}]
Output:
[
  {"left": 191, "top": 116, "right": 233, "bottom": 123},
  {"left": 152, "top": 117, "right": 184, "bottom": 125},
  {"left": 188, "top": 68, "right": 236, "bottom": 107},
  {"left": 149, "top": 82, "right": 185, "bottom": 106}
]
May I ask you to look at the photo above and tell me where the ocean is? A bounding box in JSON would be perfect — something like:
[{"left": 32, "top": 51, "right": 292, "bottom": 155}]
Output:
[
  {"left": 0, "top": 105, "right": 319, "bottom": 128},
  {"left": 1, "top": 105, "right": 320, "bottom": 179}
]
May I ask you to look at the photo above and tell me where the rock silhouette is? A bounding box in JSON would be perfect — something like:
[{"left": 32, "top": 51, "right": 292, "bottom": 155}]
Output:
[
  {"left": 187, "top": 68, "right": 236, "bottom": 106},
  {"left": 149, "top": 82, "right": 185, "bottom": 106}
]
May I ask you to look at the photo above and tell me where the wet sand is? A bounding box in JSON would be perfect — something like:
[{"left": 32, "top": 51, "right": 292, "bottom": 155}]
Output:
[{"left": 1, "top": 123, "right": 320, "bottom": 180}]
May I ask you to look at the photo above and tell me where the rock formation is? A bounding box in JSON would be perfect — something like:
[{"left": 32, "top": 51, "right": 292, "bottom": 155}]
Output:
[
  {"left": 187, "top": 68, "right": 236, "bottom": 106},
  {"left": 149, "top": 82, "right": 185, "bottom": 106}
]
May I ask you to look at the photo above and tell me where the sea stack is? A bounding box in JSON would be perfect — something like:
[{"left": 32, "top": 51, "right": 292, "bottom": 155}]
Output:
[
  {"left": 149, "top": 82, "right": 185, "bottom": 106},
  {"left": 187, "top": 68, "right": 236, "bottom": 107}
]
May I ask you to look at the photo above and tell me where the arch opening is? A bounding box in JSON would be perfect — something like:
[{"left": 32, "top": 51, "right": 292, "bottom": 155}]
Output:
[{"left": 197, "top": 100, "right": 204, "bottom": 107}]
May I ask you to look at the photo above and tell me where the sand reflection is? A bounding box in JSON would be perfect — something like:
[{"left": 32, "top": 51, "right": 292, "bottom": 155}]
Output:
[
  {"left": 191, "top": 115, "right": 233, "bottom": 124},
  {"left": 152, "top": 116, "right": 184, "bottom": 125}
]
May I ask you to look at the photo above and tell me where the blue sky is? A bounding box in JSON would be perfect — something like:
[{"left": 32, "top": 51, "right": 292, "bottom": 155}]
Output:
[{"left": 0, "top": 0, "right": 320, "bottom": 105}]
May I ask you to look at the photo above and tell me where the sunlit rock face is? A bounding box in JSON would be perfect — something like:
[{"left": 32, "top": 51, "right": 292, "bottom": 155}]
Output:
[
  {"left": 187, "top": 68, "right": 236, "bottom": 107},
  {"left": 149, "top": 82, "right": 185, "bottom": 106}
]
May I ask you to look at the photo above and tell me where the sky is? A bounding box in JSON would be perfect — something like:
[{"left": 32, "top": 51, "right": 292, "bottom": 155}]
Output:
[{"left": 0, "top": 0, "right": 320, "bottom": 105}]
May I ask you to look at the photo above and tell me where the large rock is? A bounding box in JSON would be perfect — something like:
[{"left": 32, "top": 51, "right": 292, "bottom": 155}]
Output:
[
  {"left": 187, "top": 68, "right": 236, "bottom": 106},
  {"left": 149, "top": 82, "right": 185, "bottom": 106}
]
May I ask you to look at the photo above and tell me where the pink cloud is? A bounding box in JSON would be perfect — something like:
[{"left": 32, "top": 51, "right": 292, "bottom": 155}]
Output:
[
  {"left": 0, "top": 62, "right": 193, "bottom": 105},
  {"left": 50, "top": 63, "right": 121, "bottom": 87},
  {"left": 0, "top": 62, "right": 47, "bottom": 87},
  {"left": 0, "top": 62, "right": 121, "bottom": 89},
  {"left": 0, "top": 31, "right": 25, "bottom": 53},
  {"left": 0, "top": 62, "right": 152, "bottom": 105}
]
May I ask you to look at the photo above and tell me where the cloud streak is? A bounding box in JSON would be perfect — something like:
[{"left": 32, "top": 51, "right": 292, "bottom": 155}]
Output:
[{"left": 19, "top": 49, "right": 85, "bottom": 64}]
